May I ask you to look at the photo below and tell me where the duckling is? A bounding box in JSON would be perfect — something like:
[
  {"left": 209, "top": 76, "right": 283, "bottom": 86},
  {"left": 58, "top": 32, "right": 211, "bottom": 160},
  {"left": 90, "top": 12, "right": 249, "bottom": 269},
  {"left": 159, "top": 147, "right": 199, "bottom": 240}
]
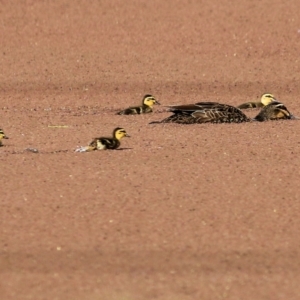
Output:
[
  {"left": 75, "top": 127, "right": 130, "bottom": 152},
  {"left": 150, "top": 102, "right": 251, "bottom": 124},
  {"left": 237, "top": 93, "right": 277, "bottom": 109},
  {"left": 253, "top": 101, "right": 298, "bottom": 121},
  {"left": 0, "top": 129, "right": 9, "bottom": 146},
  {"left": 117, "top": 94, "right": 160, "bottom": 115}
]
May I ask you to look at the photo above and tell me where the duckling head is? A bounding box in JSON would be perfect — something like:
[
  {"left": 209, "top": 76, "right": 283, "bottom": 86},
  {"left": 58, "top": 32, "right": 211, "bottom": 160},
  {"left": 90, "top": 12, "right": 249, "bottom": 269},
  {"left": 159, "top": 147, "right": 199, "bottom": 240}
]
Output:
[
  {"left": 113, "top": 127, "right": 130, "bottom": 140},
  {"left": 143, "top": 94, "right": 160, "bottom": 107},
  {"left": 261, "top": 93, "right": 277, "bottom": 106},
  {"left": 0, "top": 129, "right": 8, "bottom": 140}
]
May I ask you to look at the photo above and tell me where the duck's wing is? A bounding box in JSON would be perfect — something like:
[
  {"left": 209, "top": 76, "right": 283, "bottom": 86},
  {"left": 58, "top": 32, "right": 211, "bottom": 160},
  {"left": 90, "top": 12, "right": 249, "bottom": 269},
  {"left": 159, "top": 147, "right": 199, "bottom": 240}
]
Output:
[
  {"left": 163, "top": 102, "right": 249, "bottom": 123},
  {"left": 191, "top": 102, "right": 249, "bottom": 123},
  {"left": 167, "top": 102, "right": 220, "bottom": 113}
]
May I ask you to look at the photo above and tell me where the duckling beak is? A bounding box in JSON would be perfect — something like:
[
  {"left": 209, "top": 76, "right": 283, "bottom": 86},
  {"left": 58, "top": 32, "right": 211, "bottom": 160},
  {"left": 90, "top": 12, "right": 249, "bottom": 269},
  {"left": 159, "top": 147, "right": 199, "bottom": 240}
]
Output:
[
  {"left": 4, "top": 136, "right": 9, "bottom": 139},
  {"left": 155, "top": 100, "right": 161, "bottom": 105},
  {"left": 290, "top": 115, "right": 300, "bottom": 120},
  {"left": 125, "top": 133, "right": 131, "bottom": 137}
]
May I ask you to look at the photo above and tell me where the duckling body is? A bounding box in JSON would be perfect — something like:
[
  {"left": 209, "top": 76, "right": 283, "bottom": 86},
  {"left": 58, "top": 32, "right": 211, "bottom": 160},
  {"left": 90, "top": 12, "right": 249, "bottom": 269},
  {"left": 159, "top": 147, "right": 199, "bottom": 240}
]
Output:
[
  {"left": 0, "top": 129, "right": 9, "bottom": 146},
  {"left": 238, "top": 102, "right": 264, "bottom": 109},
  {"left": 76, "top": 127, "right": 130, "bottom": 152},
  {"left": 117, "top": 94, "right": 160, "bottom": 115},
  {"left": 238, "top": 93, "right": 277, "bottom": 109},
  {"left": 150, "top": 102, "right": 250, "bottom": 124},
  {"left": 253, "top": 101, "right": 296, "bottom": 121},
  {"left": 89, "top": 136, "right": 121, "bottom": 151}
]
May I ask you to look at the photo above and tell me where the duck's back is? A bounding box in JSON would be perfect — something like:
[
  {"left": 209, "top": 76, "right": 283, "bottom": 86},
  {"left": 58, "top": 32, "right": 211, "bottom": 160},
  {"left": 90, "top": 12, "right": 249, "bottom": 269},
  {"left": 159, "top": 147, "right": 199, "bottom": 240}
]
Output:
[{"left": 165, "top": 102, "right": 250, "bottom": 124}]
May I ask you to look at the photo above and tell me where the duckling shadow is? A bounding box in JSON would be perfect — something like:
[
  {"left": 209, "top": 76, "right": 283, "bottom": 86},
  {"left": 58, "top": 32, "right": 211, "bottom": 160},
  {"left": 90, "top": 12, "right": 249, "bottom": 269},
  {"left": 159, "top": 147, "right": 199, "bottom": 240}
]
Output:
[
  {"left": 26, "top": 148, "right": 70, "bottom": 154},
  {"left": 9, "top": 147, "right": 133, "bottom": 155},
  {"left": 114, "top": 147, "right": 133, "bottom": 151},
  {"left": 10, "top": 148, "right": 70, "bottom": 155}
]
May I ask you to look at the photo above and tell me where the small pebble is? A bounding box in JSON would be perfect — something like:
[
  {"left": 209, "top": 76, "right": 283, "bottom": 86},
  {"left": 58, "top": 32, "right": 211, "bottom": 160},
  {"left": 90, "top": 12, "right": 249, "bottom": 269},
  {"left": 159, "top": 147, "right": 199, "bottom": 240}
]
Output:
[{"left": 25, "top": 148, "right": 39, "bottom": 153}]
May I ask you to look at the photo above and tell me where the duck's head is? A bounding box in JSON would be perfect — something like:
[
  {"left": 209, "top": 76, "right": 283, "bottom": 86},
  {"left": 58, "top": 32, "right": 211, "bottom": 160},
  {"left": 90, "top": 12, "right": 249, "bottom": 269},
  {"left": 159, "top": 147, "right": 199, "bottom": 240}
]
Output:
[
  {"left": 0, "top": 129, "right": 8, "bottom": 140},
  {"left": 261, "top": 93, "right": 277, "bottom": 106},
  {"left": 113, "top": 127, "right": 130, "bottom": 140},
  {"left": 143, "top": 94, "right": 160, "bottom": 107}
]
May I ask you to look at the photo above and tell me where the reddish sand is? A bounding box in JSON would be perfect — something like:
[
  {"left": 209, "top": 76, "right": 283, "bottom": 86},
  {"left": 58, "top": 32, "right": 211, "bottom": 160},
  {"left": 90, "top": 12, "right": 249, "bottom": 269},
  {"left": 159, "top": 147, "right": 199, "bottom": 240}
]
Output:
[{"left": 1, "top": 1, "right": 300, "bottom": 299}]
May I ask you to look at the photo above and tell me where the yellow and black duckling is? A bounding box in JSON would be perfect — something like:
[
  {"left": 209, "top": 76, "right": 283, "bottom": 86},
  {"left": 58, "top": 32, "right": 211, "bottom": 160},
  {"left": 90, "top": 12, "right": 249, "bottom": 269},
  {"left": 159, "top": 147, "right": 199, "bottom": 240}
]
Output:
[
  {"left": 150, "top": 102, "right": 251, "bottom": 124},
  {"left": 76, "top": 127, "right": 130, "bottom": 152},
  {"left": 237, "top": 93, "right": 277, "bottom": 109},
  {"left": 253, "top": 101, "right": 298, "bottom": 121},
  {"left": 117, "top": 94, "right": 160, "bottom": 115},
  {"left": 0, "top": 129, "right": 9, "bottom": 146}
]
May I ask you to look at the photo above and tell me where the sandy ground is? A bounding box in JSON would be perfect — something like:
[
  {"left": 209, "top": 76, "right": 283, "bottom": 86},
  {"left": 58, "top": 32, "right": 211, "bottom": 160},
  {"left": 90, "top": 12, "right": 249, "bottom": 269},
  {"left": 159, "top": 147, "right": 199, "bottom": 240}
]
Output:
[{"left": 1, "top": 0, "right": 300, "bottom": 299}]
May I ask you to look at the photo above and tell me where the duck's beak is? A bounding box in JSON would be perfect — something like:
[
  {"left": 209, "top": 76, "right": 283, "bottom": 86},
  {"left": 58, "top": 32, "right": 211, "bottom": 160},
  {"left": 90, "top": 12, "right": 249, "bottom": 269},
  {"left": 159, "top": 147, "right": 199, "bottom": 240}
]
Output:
[
  {"left": 155, "top": 100, "right": 161, "bottom": 105},
  {"left": 125, "top": 133, "right": 131, "bottom": 137},
  {"left": 4, "top": 136, "right": 9, "bottom": 139},
  {"left": 290, "top": 115, "right": 300, "bottom": 120}
]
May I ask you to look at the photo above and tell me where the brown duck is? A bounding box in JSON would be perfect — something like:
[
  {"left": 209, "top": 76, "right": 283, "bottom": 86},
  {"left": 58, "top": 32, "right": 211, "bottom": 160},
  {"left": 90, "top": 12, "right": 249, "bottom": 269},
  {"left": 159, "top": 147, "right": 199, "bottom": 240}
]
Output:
[{"left": 150, "top": 101, "right": 298, "bottom": 124}]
